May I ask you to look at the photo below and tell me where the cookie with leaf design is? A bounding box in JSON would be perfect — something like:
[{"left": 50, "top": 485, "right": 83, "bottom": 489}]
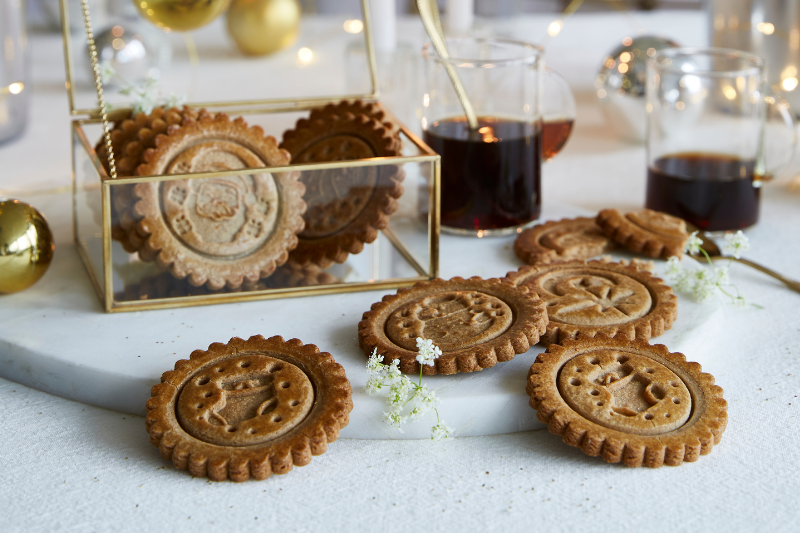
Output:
[
  {"left": 358, "top": 277, "right": 547, "bottom": 375},
  {"left": 504, "top": 259, "right": 676, "bottom": 345},
  {"left": 145, "top": 335, "right": 352, "bottom": 481},
  {"left": 527, "top": 335, "right": 727, "bottom": 467}
]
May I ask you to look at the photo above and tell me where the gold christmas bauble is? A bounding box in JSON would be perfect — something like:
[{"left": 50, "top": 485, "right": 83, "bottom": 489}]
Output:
[
  {"left": 134, "top": 0, "right": 231, "bottom": 32},
  {"left": 226, "top": 0, "right": 300, "bottom": 56},
  {"left": 0, "top": 199, "right": 54, "bottom": 294}
]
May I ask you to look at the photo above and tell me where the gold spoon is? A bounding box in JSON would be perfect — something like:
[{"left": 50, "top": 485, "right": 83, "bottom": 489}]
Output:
[
  {"left": 416, "top": 0, "right": 479, "bottom": 130},
  {"left": 686, "top": 223, "right": 800, "bottom": 294}
]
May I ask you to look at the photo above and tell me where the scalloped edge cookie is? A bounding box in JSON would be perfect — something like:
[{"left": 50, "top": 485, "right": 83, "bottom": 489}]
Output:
[
  {"left": 527, "top": 335, "right": 727, "bottom": 467},
  {"left": 128, "top": 113, "right": 306, "bottom": 290},
  {"left": 596, "top": 208, "right": 689, "bottom": 259},
  {"left": 145, "top": 335, "right": 353, "bottom": 482},
  {"left": 514, "top": 216, "right": 617, "bottom": 265},
  {"left": 280, "top": 112, "right": 405, "bottom": 268},
  {"left": 358, "top": 276, "right": 547, "bottom": 375},
  {"left": 504, "top": 259, "right": 677, "bottom": 345}
]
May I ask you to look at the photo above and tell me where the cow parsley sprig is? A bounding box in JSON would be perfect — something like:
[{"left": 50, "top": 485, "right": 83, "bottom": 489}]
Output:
[
  {"left": 666, "top": 230, "right": 759, "bottom": 308},
  {"left": 365, "top": 338, "right": 452, "bottom": 441},
  {"left": 98, "top": 61, "right": 186, "bottom": 115}
]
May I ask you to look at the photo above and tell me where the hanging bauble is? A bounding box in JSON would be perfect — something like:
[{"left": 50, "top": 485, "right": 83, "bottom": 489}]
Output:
[
  {"left": 226, "top": 0, "right": 301, "bottom": 56},
  {"left": 90, "top": 20, "right": 172, "bottom": 87},
  {"left": 596, "top": 36, "right": 679, "bottom": 143},
  {"left": 134, "top": 0, "right": 231, "bottom": 32},
  {"left": 0, "top": 199, "right": 55, "bottom": 294}
]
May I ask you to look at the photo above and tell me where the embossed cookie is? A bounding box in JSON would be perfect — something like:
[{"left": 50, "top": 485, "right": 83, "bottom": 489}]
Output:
[
  {"left": 309, "top": 99, "right": 401, "bottom": 138},
  {"left": 504, "top": 260, "right": 677, "bottom": 345},
  {"left": 596, "top": 208, "right": 689, "bottom": 259},
  {"left": 93, "top": 106, "right": 211, "bottom": 250},
  {"left": 128, "top": 113, "right": 306, "bottom": 290},
  {"left": 358, "top": 277, "right": 547, "bottom": 375},
  {"left": 281, "top": 112, "right": 405, "bottom": 268},
  {"left": 527, "top": 335, "right": 727, "bottom": 467},
  {"left": 145, "top": 335, "right": 352, "bottom": 481},
  {"left": 515, "top": 217, "right": 617, "bottom": 265}
]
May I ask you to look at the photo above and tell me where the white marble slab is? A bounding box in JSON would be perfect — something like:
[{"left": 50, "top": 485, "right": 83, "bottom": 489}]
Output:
[{"left": 0, "top": 198, "right": 721, "bottom": 439}]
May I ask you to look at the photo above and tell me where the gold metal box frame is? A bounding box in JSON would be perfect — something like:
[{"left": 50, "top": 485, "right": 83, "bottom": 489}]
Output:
[{"left": 62, "top": 0, "right": 441, "bottom": 313}]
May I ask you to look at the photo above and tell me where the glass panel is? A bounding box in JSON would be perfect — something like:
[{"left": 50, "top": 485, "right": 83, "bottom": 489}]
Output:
[
  {"left": 73, "top": 124, "right": 105, "bottom": 299},
  {"left": 62, "top": 0, "right": 374, "bottom": 115},
  {"left": 108, "top": 156, "right": 433, "bottom": 305}
]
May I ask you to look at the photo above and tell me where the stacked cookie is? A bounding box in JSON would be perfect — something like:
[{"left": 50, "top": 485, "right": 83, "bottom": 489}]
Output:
[
  {"left": 280, "top": 100, "right": 405, "bottom": 268},
  {"left": 97, "top": 100, "right": 403, "bottom": 297}
]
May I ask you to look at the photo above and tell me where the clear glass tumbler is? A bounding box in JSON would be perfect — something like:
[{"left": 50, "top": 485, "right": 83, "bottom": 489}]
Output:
[
  {"left": 422, "top": 37, "right": 544, "bottom": 236},
  {"left": 645, "top": 48, "right": 794, "bottom": 232}
]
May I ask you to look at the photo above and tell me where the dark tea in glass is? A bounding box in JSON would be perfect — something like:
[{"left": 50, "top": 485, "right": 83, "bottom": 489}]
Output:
[
  {"left": 423, "top": 116, "right": 541, "bottom": 233},
  {"left": 645, "top": 153, "right": 760, "bottom": 231}
]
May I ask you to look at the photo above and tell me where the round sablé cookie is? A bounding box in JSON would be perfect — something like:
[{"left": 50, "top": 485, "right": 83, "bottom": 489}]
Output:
[
  {"left": 358, "top": 277, "right": 547, "bottom": 375},
  {"left": 596, "top": 208, "right": 689, "bottom": 259},
  {"left": 280, "top": 112, "right": 405, "bottom": 268},
  {"left": 129, "top": 113, "right": 306, "bottom": 290},
  {"left": 527, "top": 335, "right": 727, "bottom": 467},
  {"left": 514, "top": 216, "right": 617, "bottom": 265},
  {"left": 145, "top": 335, "right": 353, "bottom": 481},
  {"left": 309, "top": 99, "right": 401, "bottom": 138},
  {"left": 504, "top": 259, "right": 677, "bottom": 345},
  {"left": 93, "top": 106, "right": 211, "bottom": 251}
]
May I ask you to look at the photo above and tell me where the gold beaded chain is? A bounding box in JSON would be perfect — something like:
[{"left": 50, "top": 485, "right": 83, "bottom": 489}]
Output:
[{"left": 79, "top": 0, "right": 117, "bottom": 179}]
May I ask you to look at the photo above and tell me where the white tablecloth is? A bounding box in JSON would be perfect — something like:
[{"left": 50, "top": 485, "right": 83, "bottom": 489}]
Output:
[{"left": 2, "top": 11, "right": 799, "bottom": 532}]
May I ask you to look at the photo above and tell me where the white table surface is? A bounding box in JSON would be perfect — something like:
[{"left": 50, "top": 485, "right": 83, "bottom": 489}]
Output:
[{"left": 2, "top": 10, "right": 800, "bottom": 532}]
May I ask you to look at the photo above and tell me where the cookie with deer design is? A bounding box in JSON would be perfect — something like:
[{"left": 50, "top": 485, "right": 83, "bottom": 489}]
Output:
[
  {"left": 504, "top": 259, "right": 677, "bottom": 345},
  {"left": 358, "top": 277, "right": 547, "bottom": 375},
  {"left": 527, "top": 335, "right": 727, "bottom": 467},
  {"left": 130, "top": 113, "right": 306, "bottom": 290},
  {"left": 145, "top": 335, "right": 352, "bottom": 482},
  {"left": 515, "top": 216, "right": 617, "bottom": 265},
  {"left": 596, "top": 208, "right": 689, "bottom": 259}
]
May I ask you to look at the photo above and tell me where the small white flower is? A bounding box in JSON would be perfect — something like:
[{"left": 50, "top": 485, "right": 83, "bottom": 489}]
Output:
[
  {"left": 165, "top": 92, "right": 186, "bottom": 109},
  {"left": 365, "top": 376, "right": 383, "bottom": 395},
  {"left": 384, "top": 411, "right": 405, "bottom": 430},
  {"left": 712, "top": 265, "right": 730, "bottom": 286},
  {"left": 98, "top": 61, "right": 116, "bottom": 84},
  {"left": 366, "top": 349, "right": 384, "bottom": 373},
  {"left": 385, "top": 359, "right": 404, "bottom": 383},
  {"left": 671, "top": 268, "right": 694, "bottom": 293},
  {"left": 132, "top": 95, "right": 156, "bottom": 116},
  {"left": 665, "top": 256, "right": 683, "bottom": 278},
  {"left": 431, "top": 422, "right": 453, "bottom": 441},
  {"left": 692, "top": 269, "right": 717, "bottom": 301},
  {"left": 733, "top": 295, "right": 747, "bottom": 307},
  {"left": 722, "top": 230, "right": 750, "bottom": 259},
  {"left": 685, "top": 231, "right": 703, "bottom": 255},
  {"left": 387, "top": 376, "right": 412, "bottom": 407},
  {"left": 415, "top": 337, "right": 442, "bottom": 366}
]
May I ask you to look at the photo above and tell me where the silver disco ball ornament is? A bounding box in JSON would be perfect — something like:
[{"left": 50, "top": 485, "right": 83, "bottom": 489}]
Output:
[
  {"left": 89, "top": 20, "right": 171, "bottom": 88},
  {"left": 596, "top": 36, "right": 679, "bottom": 143}
]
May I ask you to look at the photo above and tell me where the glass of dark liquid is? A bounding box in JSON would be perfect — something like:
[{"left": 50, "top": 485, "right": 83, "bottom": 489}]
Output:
[
  {"left": 646, "top": 48, "right": 795, "bottom": 232},
  {"left": 422, "top": 38, "right": 571, "bottom": 236}
]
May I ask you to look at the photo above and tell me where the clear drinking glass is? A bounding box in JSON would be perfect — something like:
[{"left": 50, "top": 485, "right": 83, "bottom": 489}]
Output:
[
  {"left": 422, "top": 37, "right": 544, "bottom": 236},
  {"left": 645, "top": 47, "right": 795, "bottom": 232}
]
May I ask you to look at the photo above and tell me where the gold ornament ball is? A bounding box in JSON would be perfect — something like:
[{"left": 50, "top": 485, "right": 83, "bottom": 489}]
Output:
[
  {"left": 0, "top": 199, "right": 54, "bottom": 294},
  {"left": 227, "top": 0, "right": 301, "bottom": 56},
  {"left": 134, "top": 0, "right": 231, "bottom": 32}
]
